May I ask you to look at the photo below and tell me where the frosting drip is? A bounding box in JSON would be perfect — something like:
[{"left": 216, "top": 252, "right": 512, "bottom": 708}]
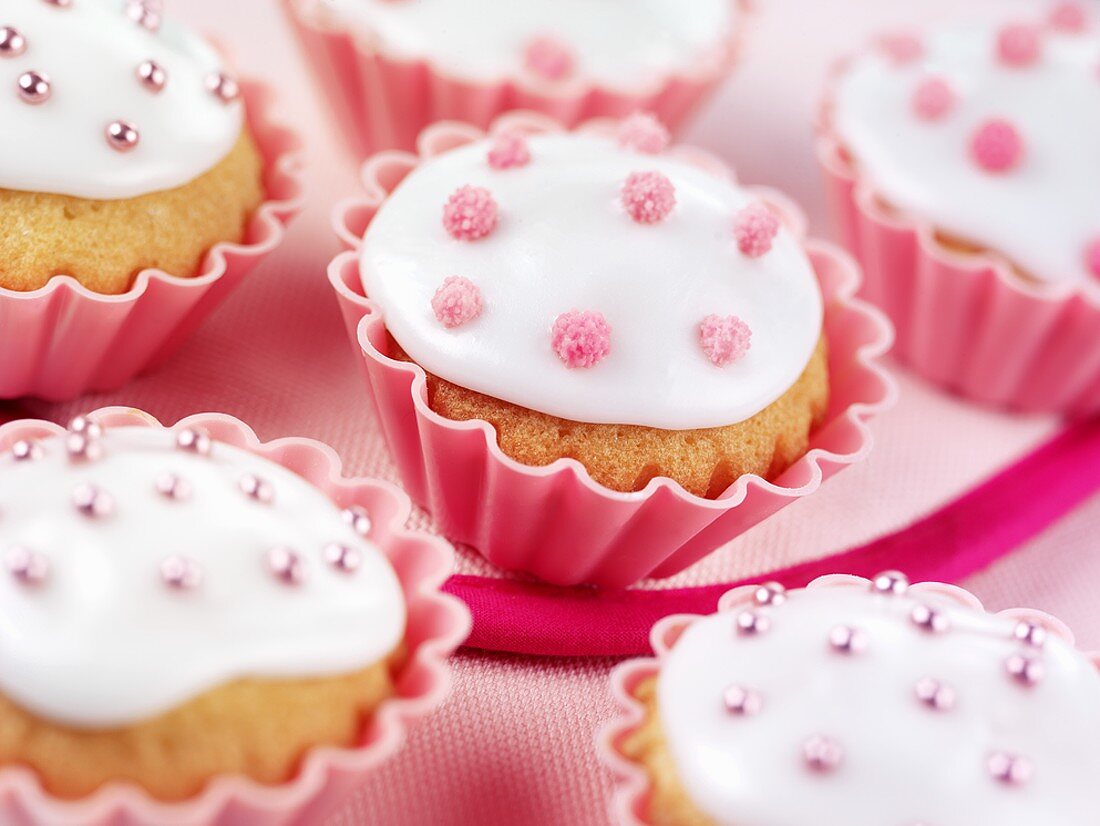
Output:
[
  {"left": 359, "top": 133, "right": 823, "bottom": 430},
  {"left": 0, "top": 426, "right": 406, "bottom": 728},
  {"left": 0, "top": 0, "right": 242, "bottom": 199},
  {"left": 834, "top": 20, "right": 1100, "bottom": 291},
  {"left": 321, "top": 0, "right": 736, "bottom": 91},
  {"left": 658, "top": 580, "right": 1100, "bottom": 825}
]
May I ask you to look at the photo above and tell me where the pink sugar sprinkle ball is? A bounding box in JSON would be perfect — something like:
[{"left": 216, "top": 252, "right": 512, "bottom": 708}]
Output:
[
  {"left": 970, "top": 119, "right": 1024, "bottom": 173},
  {"left": 1049, "top": 3, "right": 1087, "bottom": 32},
  {"left": 617, "top": 113, "right": 671, "bottom": 154},
  {"left": 488, "top": 132, "right": 532, "bottom": 170},
  {"left": 699, "top": 314, "right": 752, "bottom": 366},
  {"left": 524, "top": 36, "right": 574, "bottom": 81},
  {"left": 996, "top": 23, "right": 1042, "bottom": 67},
  {"left": 551, "top": 310, "right": 611, "bottom": 369},
  {"left": 734, "top": 202, "right": 781, "bottom": 258},
  {"left": 442, "top": 185, "right": 499, "bottom": 241},
  {"left": 621, "top": 171, "right": 676, "bottom": 224},
  {"left": 879, "top": 33, "right": 924, "bottom": 64},
  {"left": 911, "top": 76, "right": 955, "bottom": 121},
  {"left": 432, "top": 276, "right": 484, "bottom": 328}
]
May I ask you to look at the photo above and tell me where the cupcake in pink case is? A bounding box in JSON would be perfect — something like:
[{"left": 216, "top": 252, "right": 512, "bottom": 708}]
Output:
[
  {"left": 818, "top": 4, "right": 1100, "bottom": 414},
  {"left": 600, "top": 573, "right": 1100, "bottom": 825},
  {"left": 329, "top": 112, "right": 895, "bottom": 588},
  {"left": 0, "top": 408, "right": 469, "bottom": 826},
  {"left": 0, "top": 1, "right": 303, "bottom": 402},
  {"left": 284, "top": 0, "right": 749, "bottom": 156}
]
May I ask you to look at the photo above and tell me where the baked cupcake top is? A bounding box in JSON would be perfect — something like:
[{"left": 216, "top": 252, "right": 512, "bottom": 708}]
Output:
[
  {"left": 832, "top": 8, "right": 1100, "bottom": 292},
  {"left": 359, "top": 127, "right": 824, "bottom": 430},
  {"left": 0, "top": 0, "right": 243, "bottom": 200},
  {"left": 322, "top": 0, "right": 737, "bottom": 91},
  {"left": 657, "top": 575, "right": 1100, "bottom": 826},
  {"left": 0, "top": 420, "right": 405, "bottom": 729}
]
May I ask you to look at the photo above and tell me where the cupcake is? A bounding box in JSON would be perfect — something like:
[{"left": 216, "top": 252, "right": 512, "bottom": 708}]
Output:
[
  {"left": 285, "top": 0, "right": 748, "bottom": 155},
  {"left": 329, "top": 114, "right": 895, "bottom": 586},
  {"left": 0, "top": 409, "right": 467, "bottom": 823},
  {"left": 818, "top": 4, "right": 1100, "bottom": 413},
  {"left": 603, "top": 574, "right": 1100, "bottom": 825},
  {"left": 0, "top": 0, "right": 301, "bottom": 400}
]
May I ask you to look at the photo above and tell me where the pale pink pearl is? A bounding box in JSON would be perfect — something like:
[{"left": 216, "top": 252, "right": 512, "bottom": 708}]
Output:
[
  {"left": 6, "top": 546, "right": 49, "bottom": 585},
  {"left": 0, "top": 27, "right": 26, "bottom": 58},
  {"left": 442, "top": 185, "right": 499, "bottom": 241},
  {"left": 239, "top": 474, "right": 274, "bottom": 503},
  {"left": 753, "top": 582, "right": 786, "bottom": 607},
  {"left": 125, "top": 0, "right": 160, "bottom": 32},
  {"left": 551, "top": 310, "right": 611, "bottom": 369},
  {"left": 723, "top": 684, "right": 763, "bottom": 716},
  {"left": 68, "top": 415, "right": 103, "bottom": 439},
  {"left": 323, "top": 542, "right": 362, "bottom": 574},
  {"left": 431, "top": 276, "right": 483, "bottom": 328},
  {"left": 733, "top": 202, "right": 780, "bottom": 258},
  {"left": 176, "top": 427, "right": 212, "bottom": 456},
  {"left": 879, "top": 33, "right": 923, "bottom": 64},
  {"left": 11, "top": 440, "right": 42, "bottom": 462},
  {"left": 735, "top": 610, "right": 771, "bottom": 636},
  {"left": 524, "top": 36, "right": 574, "bottom": 80},
  {"left": 699, "top": 314, "right": 752, "bottom": 367},
  {"left": 137, "top": 59, "right": 167, "bottom": 93},
  {"left": 17, "top": 71, "right": 50, "bottom": 104},
  {"left": 206, "top": 72, "right": 240, "bottom": 104},
  {"left": 160, "top": 555, "right": 203, "bottom": 590},
  {"left": 42, "top": 0, "right": 74, "bottom": 7},
  {"left": 155, "top": 472, "right": 191, "bottom": 501},
  {"left": 1013, "top": 620, "right": 1048, "bottom": 648},
  {"left": 266, "top": 547, "right": 306, "bottom": 585},
  {"left": 988, "top": 752, "right": 1032, "bottom": 786},
  {"left": 72, "top": 483, "right": 113, "bottom": 518},
  {"left": 971, "top": 119, "right": 1024, "bottom": 172},
  {"left": 828, "top": 625, "right": 867, "bottom": 655},
  {"left": 621, "top": 171, "right": 676, "bottom": 224},
  {"left": 1005, "top": 653, "right": 1044, "bottom": 686},
  {"left": 803, "top": 735, "right": 844, "bottom": 773},
  {"left": 342, "top": 505, "right": 372, "bottom": 536},
  {"left": 911, "top": 76, "right": 955, "bottom": 121},
  {"left": 66, "top": 432, "right": 103, "bottom": 462},
  {"left": 1050, "top": 2, "right": 1087, "bottom": 32},
  {"left": 915, "top": 677, "right": 956, "bottom": 711},
  {"left": 997, "top": 23, "right": 1042, "bottom": 67},
  {"left": 487, "top": 132, "right": 531, "bottom": 170},
  {"left": 106, "top": 120, "right": 140, "bottom": 152},
  {"left": 871, "top": 570, "right": 909, "bottom": 595},
  {"left": 616, "top": 113, "right": 671, "bottom": 155},
  {"left": 910, "top": 604, "right": 950, "bottom": 634}
]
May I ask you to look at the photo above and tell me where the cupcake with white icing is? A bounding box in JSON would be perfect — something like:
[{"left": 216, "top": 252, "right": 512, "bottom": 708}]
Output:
[
  {"left": 0, "top": 408, "right": 466, "bottom": 821},
  {"left": 603, "top": 573, "right": 1100, "bottom": 825},
  {"left": 284, "top": 0, "right": 748, "bottom": 155},
  {"left": 329, "top": 114, "right": 895, "bottom": 586},
  {"left": 0, "top": 0, "right": 301, "bottom": 400},
  {"left": 819, "top": 2, "right": 1100, "bottom": 413}
]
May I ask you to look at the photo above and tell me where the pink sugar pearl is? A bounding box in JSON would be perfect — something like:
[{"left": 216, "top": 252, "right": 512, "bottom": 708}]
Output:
[
  {"left": 432, "top": 276, "right": 484, "bottom": 328},
  {"left": 443, "top": 185, "right": 499, "bottom": 241},
  {"left": 1050, "top": 2, "right": 1087, "bottom": 32},
  {"left": 621, "top": 171, "right": 676, "bottom": 224},
  {"left": 734, "top": 202, "right": 780, "bottom": 258},
  {"left": 617, "top": 113, "right": 671, "bottom": 154},
  {"left": 525, "top": 36, "right": 574, "bottom": 81},
  {"left": 1084, "top": 238, "right": 1100, "bottom": 278},
  {"left": 879, "top": 33, "right": 924, "bottom": 64},
  {"left": 699, "top": 314, "right": 752, "bottom": 366},
  {"left": 970, "top": 119, "right": 1024, "bottom": 173},
  {"left": 997, "top": 23, "right": 1042, "bottom": 67},
  {"left": 551, "top": 310, "right": 611, "bottom": 369},
  {"left": 487, "top": 132, "right": 531, "bottom": 170},
  {"left": 912, "top": 76, "right": 955, "bottom": 121}
]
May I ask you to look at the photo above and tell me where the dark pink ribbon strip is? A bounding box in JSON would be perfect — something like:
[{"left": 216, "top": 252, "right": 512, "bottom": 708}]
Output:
[{"left": 446, "top": 419, "right": 1100, "bottom": 658}]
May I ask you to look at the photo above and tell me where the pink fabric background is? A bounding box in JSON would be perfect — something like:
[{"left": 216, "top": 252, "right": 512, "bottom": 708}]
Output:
[{"left": 8, "top": 0, "right": 1099, "bottom": 823}]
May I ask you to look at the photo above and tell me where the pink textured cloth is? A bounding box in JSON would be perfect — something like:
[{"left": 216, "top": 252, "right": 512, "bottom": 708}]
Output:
[{"left": 13, "top": 0, "right": 1098, "bottom": 823}]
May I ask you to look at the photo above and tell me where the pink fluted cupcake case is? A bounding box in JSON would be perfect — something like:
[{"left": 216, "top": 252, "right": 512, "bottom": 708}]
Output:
[
  {"left": 282, "top": 0, "right": 750, "bottom": 157},
  {"left": 597, "top": 574, "right": 1100, "bottom": 825},
  {"left": 328, "top": 113, "right": 897, "bottom": 588},
  {"left": 0, "top": 408, "right": 470, "bottom": 826},
  {"left": 818, "top": 58, "right": 1100, "bottom": 416},
  {"left": 0, "top": 80, "right": 304, "bottom": 403}
]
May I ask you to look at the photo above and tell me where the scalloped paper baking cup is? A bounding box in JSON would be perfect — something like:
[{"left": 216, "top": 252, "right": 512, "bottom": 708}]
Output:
[
  {"left": 328, "top": 114, "right": 896, "bottom": 588},
  {"left": 282, "top": 0, "right": 749, "bottom": 157},
  {"left": 0, "top": 408, "right": 470, "bottom": 826},
  {"left": 0, "top": 80, "right": 304, "bottom": 403},
  {"left": 818, "top": 71, "right": 1100, "bottom": 416},
  {"left": 598, "top": 574, "right": 1100, "bottom": 825}
]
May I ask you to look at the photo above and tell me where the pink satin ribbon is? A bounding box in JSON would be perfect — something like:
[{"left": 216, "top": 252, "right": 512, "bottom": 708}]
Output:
[{"left": 447, "top": 419, "right": 1100, "bottom": 657}]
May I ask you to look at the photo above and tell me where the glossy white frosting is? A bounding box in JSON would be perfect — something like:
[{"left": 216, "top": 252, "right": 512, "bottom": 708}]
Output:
[
  {"left": 322, "top": 0, "right": 736, "bottom": 91},
  {"left": 0, "top": 426, "right": 405, "bottom": 729},
  {"left": 0, "top": 0, "right": 243, "bottom": 200},
  {"left": 834, "top": 21, "right": 1100, "bottom": 291},
  {"left": 360, "top": 133, "right": 824, "bottom": 430},
  {"left": 658, "top": 580, "right": 1100, "bottom": 826}
]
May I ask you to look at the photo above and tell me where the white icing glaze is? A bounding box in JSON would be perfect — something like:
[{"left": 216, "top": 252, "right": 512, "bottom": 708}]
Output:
[
  {"left": 833, "top": 21, "right": 1100, "bottom": 292},
  {"left": 0, "top": 0, "right": 242, "bottom": 199},
  {"left": 321, "top": 0, "right": 736, "bottom": 91},
  {"left": 359, "top": 133, "right": 824, "bottom": 430},
  {"left": 0, "top": 426, "right": 405, "bottom": 729},
  {"left": 658, "top": 581, "right": 1100, "bottom": 825}
]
